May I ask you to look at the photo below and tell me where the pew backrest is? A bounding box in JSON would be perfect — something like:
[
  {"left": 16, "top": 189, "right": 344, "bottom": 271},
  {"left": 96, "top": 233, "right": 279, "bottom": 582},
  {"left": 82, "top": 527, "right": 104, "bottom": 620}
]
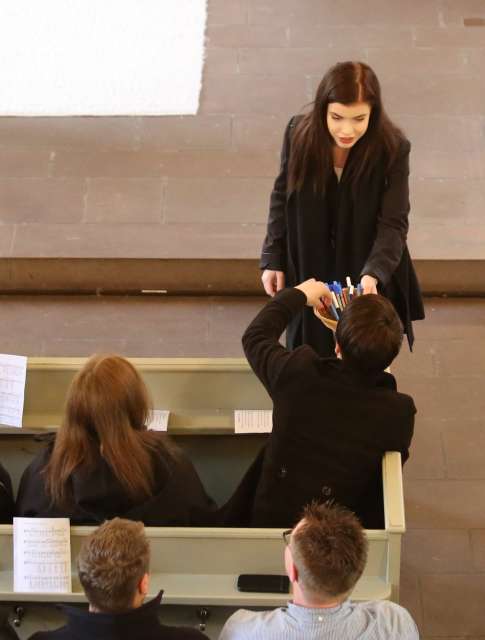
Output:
[
  {"left": 0, "top": 358, "right": 405, "bottom": 606},
  {"left": 0, "top": 452, "right": 405, "bottom": 606}
]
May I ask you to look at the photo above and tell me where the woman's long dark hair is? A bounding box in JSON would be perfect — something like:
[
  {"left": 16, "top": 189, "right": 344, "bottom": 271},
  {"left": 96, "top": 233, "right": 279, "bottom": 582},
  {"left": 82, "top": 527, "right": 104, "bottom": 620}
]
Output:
[
  {"left": 44, "top": 354, "right": 177, "bottom": 507},
  {"left": 288, "top": 61, "right": 404, "bottom": 194}
]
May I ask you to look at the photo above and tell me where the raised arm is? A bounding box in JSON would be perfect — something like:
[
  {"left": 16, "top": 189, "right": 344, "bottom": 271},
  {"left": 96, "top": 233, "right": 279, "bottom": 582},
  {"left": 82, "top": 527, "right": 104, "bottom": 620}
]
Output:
[
  {"left": 243, "top": 280, "right": 330, "bottom": 395},
  {"left": 361, "top": 139, "right": 411, "bottom": 287}
]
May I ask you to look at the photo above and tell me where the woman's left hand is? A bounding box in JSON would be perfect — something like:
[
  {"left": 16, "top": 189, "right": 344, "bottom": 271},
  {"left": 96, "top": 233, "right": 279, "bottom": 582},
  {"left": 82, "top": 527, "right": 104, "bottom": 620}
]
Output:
[{"left": 360, "top": 274, "right": 378, "bottom": 295}]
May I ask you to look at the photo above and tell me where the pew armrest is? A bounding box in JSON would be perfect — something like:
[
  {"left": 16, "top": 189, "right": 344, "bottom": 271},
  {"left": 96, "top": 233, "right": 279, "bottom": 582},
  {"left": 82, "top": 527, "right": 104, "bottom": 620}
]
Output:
[{"left": 382, "top": 451, "right": 405, "bottom": 534}]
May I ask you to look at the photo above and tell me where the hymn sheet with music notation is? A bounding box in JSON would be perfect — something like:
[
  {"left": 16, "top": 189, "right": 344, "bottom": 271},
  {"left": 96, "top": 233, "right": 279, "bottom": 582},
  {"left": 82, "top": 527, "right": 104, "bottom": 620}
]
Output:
[
  {"left": 0, "top": 354, "right": 27, "bottom": 428},
  {"left": 14, "top": 517, "right": 72, "bottom": 593}
]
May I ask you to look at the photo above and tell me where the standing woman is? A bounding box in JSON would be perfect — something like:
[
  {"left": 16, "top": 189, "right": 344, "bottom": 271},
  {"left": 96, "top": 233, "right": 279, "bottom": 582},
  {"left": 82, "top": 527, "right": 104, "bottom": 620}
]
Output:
[{"left": 261, "top": 61, "right": 424, "bottom": 356}]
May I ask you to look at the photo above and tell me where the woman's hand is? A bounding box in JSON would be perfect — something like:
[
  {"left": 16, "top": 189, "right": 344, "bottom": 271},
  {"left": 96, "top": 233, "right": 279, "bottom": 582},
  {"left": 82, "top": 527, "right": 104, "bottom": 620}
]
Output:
[
  {"left": 361, "top": 274, "right": 378, "bottom": 295},
  {"left": 261, "top": 270, "right": 285, "bottom": 297}
]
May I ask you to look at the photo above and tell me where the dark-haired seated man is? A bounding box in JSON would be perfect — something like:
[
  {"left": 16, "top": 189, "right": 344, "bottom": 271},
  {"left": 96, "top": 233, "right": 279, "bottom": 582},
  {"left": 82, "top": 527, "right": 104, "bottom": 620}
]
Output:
[
  {"left": 28, "top": 518, "right": 208, "bottom": 640},
  {"left": 222, "top": 279, "right": 415, "bottom": 528},
  {"left": 0, "top": 463, "right": 14, "bottom": 524},
  {"left": 220, "top": 503, "right": 419, "bottom": 639}
]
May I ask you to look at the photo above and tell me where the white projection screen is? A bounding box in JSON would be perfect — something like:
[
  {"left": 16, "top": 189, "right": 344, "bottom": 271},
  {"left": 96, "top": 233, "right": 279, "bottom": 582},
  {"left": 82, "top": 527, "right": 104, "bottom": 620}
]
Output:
[{"left": 0, "top": 0, "right": 207, "bottom": 115}]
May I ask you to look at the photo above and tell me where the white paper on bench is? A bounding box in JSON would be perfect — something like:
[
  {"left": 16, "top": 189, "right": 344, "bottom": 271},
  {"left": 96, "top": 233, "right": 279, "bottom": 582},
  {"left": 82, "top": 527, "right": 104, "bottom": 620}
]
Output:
[
  {"left": 14, "top": 517, "right": 72, "bottom": 593},
  {"left": 0, "top": 354, "right": 27, "bottom": 428},
  {"left": 147, "top": 409, "right": 170, "bottom": 432},
  {"left": 234, "top": 410, "right": 273, "bottom": 434}
]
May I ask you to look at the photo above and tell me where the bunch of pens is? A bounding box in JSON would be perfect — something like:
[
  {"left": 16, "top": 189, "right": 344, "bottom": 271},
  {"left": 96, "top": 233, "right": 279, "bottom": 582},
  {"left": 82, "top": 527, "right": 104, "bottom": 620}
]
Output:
[{"left": 318, "top": 277, "right": 363, "bottom": 326}]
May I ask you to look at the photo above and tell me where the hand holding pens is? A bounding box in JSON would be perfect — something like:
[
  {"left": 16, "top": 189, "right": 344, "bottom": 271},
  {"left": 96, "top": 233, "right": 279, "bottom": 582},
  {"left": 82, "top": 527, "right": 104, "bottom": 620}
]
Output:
[
  {"left": 295, "top": 278, "right": 333, "bottom": 309},
  {"left": 319, "top": 276, "right": 363, "bottom": 321}
]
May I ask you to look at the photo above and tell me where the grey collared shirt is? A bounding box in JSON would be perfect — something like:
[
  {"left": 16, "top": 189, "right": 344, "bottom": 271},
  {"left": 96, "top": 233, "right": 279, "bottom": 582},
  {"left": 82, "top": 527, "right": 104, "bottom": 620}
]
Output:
[{"left": 219, "top": 600, "right": 419, "bottom": 640}]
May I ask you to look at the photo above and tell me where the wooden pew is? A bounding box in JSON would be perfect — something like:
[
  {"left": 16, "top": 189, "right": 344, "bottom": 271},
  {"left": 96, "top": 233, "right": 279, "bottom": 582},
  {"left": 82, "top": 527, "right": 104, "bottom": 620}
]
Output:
[
  {"left": 1, "top": 357, "right": 272, "bottom": 504},
  {"left": 0, "top": 452, "right": 405, "bottom": 606},
  {"left": 0, "top": 358, "right": 406, "bottom": 635}
]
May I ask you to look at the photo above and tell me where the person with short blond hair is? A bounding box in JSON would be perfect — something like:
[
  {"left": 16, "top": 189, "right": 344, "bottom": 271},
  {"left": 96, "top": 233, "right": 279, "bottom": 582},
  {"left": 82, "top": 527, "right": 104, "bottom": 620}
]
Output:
[
  {"left": 220, "top": 503, "right": 419, "bottom": 640},
  {"left": 28, "top": 518, "right": 208, "bottom": 640},
  {"left": 77, "top": 518, "right": 150, "bottom": 613},
  {"left": 289, "top": 502, "right": 367, "bottom": 600}
]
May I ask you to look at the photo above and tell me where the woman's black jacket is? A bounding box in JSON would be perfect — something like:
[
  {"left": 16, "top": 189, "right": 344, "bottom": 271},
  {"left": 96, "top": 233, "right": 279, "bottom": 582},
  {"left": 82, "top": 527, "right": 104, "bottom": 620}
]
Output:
[
  {"left": 15, "top": 438, "right": 216, "bottom": 526},
  {"left": 261, "top": 116, "right": 424, "bottom": 352}
]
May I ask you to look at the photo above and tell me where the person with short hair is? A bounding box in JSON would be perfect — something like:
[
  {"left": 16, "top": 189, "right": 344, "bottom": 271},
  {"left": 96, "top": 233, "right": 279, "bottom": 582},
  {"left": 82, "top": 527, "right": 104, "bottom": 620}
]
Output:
[
  {"left": 28, "top": 518, "right": 208, "bottom": 640},
  {"left": 220, "top": 503, "right": 419, "bottom": 639},
  {"left": 334, "top": 290, "right": 404, "bottom": 375},
  {"left": 0, "top": 462, "right": 13, "bottom": 524},
  {"left": 221, "top": 279, "right": 415, "bottom": 528},
  {"left": 16, "top": 354, "right": 215, "bottom": 526}
]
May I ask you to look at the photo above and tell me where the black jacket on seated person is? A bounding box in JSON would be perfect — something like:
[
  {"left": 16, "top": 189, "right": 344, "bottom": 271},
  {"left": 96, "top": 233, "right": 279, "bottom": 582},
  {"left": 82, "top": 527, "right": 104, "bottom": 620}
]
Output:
[
  {"left": 0, "top": 612, "right": 19, "bottom": 640},
  {"left": 0, "top": 463, "right": 14, "bottom": 524},
  {"left": 16, "top": 439, "right": 215, "bottom": 526},
  {"left": 28, "top": 592, "right": 208, "bottom": 640},
  {"left": 221, "top": 288, "right": 415, "bottom": 529}
]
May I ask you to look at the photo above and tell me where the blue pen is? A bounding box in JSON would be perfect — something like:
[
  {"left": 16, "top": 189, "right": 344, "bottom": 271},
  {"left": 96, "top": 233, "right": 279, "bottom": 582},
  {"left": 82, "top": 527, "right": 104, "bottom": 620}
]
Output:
[
  {"left": 357, "top": 283, "right": 363, "bottom": 295},
  {"left": 335, "top": 282, "right": 344, "bottom": 308},
  {"left": 331, "top": 282, "right": 339, "bottom": 307},
  {"left": 329, "top": 303, "right": 339, "bottom": 320}
]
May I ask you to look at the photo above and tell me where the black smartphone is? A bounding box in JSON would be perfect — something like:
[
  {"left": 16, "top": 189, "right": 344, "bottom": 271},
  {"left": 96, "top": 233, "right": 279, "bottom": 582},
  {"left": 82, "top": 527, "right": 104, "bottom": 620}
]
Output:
[{"left": 237, "top": 574, "right": 290, "bottom": 594}]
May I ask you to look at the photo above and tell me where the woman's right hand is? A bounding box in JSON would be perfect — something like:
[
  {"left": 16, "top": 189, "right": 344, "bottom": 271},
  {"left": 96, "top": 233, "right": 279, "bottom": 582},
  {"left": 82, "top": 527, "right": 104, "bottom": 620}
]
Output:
[{"left": 261, "top": 270, "right": 285, "bottom": 297}]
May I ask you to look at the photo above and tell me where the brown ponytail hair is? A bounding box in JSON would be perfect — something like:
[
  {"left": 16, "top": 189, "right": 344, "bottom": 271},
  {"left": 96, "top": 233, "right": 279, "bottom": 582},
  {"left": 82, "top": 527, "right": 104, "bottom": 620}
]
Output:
[
  {"left": 44, "top": 354, "right": 174, "bottom": 507},
  {"left": 288, "top": 61, "right": 404, "bottom": 194}
]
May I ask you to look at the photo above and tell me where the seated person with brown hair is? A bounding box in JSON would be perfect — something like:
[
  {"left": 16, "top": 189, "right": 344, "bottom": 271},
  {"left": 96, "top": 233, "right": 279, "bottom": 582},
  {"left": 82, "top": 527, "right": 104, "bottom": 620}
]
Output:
[
  {"left": 16, "top": 354, "right": 215, "bottom": 526},
  {"left": 220, "top": 503, "right": 418, "bottom": 640},
  {"left": 28, "top": 518, "right": 208, "bottom": 640},
  {"left": 222, "top": 279, "right": 415, "bottom": 528},
  {"left": 0, "top": 462, "right": 13, "bottom": 524}
]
